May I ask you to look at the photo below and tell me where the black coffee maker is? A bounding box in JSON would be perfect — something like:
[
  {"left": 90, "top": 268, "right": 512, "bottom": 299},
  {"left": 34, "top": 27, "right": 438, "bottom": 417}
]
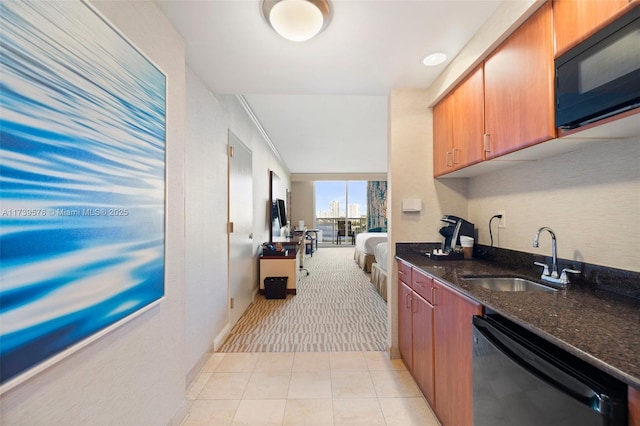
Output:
[{"left": 439, "top": 215, "right": 474, "bottom": 254}]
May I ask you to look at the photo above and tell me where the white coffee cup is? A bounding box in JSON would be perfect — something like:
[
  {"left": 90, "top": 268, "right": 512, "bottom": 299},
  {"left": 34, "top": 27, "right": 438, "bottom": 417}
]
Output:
[
  {"left": 460, "top": 236, "right": 474, "bottom": 259},
  {"left": 460, "top": 236, "right": 474, "bottom": 247}
]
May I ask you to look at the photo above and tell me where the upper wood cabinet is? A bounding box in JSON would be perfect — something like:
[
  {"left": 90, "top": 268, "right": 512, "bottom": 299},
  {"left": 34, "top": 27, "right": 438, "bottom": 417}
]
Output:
[
  {"left": 433, "top": 94, "right": 454, "bottom": 177},
  {"left": 484, "top": 1, "right": 555, "bottom": 159},
  {"left": 433, "top": 66, "right": 484, "bottom": 177},
  {"left": 553, "top": 0, "right": 636, "bottom": 56}
]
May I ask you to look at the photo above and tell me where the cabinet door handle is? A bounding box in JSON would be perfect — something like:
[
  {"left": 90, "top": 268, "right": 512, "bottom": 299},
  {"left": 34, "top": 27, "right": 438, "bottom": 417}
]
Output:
[
  {"left": 406, "top": 293, "right": 411, "bottom": 309},
  {"left": 483, "top": 133, "right": 491, "bottom": 153},
  {"left": 453, "top": 148, "right": 460, "bottom": 165},
  {"left": 445, "top": 151, "right": 453, "bottom": 167},
  {"left": 432, "top": 287, "right": 437, "bottom": 306}
]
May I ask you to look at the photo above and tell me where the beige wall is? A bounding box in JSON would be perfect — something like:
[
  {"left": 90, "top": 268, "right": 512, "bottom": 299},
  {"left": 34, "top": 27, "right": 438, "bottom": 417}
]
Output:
[
  {"left": 387, "top": 88, "right": 469, "bottom": 356},
  {"left": 291, "top": 181, "right": 314, "bottom": 229},
  {"left": 468, "top": 136, "right": 640, "bottom": 272}
]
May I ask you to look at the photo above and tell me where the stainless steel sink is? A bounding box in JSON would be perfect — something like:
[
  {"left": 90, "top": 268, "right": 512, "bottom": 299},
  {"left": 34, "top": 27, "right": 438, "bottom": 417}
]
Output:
[{"left": 461, "top": 275, "right": 558, "bottom": 292}]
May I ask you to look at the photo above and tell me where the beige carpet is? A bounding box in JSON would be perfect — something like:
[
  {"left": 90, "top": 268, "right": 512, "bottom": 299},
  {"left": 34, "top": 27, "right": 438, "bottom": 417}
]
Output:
[{"left": 218, "top": 247, "right": 388, "bottom": 352}]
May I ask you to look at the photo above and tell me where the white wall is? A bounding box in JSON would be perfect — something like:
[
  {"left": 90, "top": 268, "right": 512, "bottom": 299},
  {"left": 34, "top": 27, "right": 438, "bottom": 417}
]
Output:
[
  {"left": 182, "top": 87, "right": 290, "bottom": 387},
  {"left": 1, "top": 1, "right": 188, "bottom": 424},
  {"left": 184, "top": 68, "right": 229, "bottom": 382},
  {"left": 1, "top": 3, "right": 292, "bottom": 425}
]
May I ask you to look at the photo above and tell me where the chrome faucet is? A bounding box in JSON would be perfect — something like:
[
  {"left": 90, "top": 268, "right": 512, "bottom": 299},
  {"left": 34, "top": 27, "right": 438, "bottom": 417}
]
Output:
[
  {"left": 533, "top": 226, "right": 580, "bottom": 285},
  {"left": 533, "top": 226, "right": 558, "bottom": 278}
]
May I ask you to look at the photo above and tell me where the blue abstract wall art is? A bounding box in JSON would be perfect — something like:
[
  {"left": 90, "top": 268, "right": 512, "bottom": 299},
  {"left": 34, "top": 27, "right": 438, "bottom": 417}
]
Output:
[{"left": 0, "top": 1, "right": 166, "bottom": 390}]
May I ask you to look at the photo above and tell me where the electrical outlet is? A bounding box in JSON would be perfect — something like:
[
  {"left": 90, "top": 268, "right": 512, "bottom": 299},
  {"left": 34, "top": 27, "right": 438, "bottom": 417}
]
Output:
[{"left": 498, "top": 210, "right": 506, "bottom": 228}]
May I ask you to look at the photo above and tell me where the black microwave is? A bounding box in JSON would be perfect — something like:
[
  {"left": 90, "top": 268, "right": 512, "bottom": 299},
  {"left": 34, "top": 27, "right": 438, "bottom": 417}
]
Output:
[{"left": 555, "top": 5, "right": 640, "bottom": 129}]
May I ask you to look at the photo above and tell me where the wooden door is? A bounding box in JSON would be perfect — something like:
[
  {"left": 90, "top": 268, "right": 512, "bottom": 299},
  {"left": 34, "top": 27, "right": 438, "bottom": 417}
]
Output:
[
  {"left": 412, "top": 292, "right": 435, "bottom": 407},
  {"left": 398, "top": 280, "right": 413, "bottom": 369},
  {"left": 453, "top": 66, "right": 484, "bottom": 168},
  {"left": 433, "top": 280, "right": 483, "bottom": 426},
  {"left": 553, "top": 0, "right": 634, "bottom": 56},
  {"left": 484, "top": 1, "right": 555, "bottom": 159},
  {"left": 433, "top": 94, "right": 454, "bottom": 177}
]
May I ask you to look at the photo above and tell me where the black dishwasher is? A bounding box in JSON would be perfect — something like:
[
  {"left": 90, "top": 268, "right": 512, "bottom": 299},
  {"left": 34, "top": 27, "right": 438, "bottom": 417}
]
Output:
[{"left": 472, "top": 314, "right": 627, "bottom": 426}]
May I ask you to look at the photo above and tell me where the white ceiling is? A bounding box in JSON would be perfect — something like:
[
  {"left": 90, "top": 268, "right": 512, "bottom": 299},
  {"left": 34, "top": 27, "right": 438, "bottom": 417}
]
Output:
[{"left": 157, "top": 0, "right": 505, "bottom": 174}]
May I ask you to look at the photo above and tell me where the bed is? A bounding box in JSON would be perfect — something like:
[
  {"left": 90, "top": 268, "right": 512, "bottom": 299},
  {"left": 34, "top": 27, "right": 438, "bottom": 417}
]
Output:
[
  {"left": 370, "top": 242, "right": 388, "bottom": 301},
  {"left": 353, "top": 232, "right": 388, "bottom": 272}
]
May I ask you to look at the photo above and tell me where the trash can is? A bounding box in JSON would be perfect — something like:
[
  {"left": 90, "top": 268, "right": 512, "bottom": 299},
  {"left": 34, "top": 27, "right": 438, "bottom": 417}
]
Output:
[{"left": 264, "top": 276, "right": 287, "bottom": 299}]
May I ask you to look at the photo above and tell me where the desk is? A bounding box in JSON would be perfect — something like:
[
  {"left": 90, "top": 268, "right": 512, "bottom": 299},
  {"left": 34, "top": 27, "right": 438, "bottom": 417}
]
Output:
[{"left": 259, "top": 245, "right": 299, "bottom": 295}]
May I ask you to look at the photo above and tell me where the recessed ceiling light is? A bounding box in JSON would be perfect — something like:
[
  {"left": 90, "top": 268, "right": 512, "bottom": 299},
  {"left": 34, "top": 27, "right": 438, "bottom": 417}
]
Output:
[{"left": 422, "top": 52, "right": 447, "bottom": 67}]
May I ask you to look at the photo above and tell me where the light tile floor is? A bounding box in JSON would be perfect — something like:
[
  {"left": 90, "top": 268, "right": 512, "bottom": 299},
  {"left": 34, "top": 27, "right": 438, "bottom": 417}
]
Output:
[{"left": 183, "top": 351, "right": 441, "bottom": 426}]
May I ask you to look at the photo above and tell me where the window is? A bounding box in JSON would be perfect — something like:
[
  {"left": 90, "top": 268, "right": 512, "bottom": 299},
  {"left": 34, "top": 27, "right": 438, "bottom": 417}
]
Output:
[{"left": 314, "top": 181, "right": 367, "bottom": 244}]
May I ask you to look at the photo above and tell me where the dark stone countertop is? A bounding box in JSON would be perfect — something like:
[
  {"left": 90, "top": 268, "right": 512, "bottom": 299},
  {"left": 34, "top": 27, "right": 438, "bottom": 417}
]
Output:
[{"left": 396, "top": 245, "right": 640, "bottom": 389}]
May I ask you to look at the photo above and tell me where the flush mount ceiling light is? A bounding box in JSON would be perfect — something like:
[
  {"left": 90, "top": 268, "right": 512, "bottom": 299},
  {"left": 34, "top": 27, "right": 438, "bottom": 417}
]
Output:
[
  {"left": 263, "top": 0, "right": 332, "bottom": 42},
  {"left": 422, "top": 52, "right": 447, "bottom": 67}
]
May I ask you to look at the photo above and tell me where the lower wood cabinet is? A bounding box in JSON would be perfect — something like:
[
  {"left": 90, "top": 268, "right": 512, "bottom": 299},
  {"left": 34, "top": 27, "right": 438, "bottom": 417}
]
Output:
[
  {"left": 399, "top": 261, "right": 638, "bottom": 426},
  {"left": 433, "top": 279, "right": 483, "bottom": 426},
  {"left": 398, "top": 269, "right": 435, "bottom": 406},
  {"left": 630, "top": 385, "right": 640, "bottom": 426},
  {"left": 411, "top": 290, "right": 435, "bottom": 405},
  {"left": 397, "top": 260, "right": 482, "bottom": 426},
  {"left": 398, "top": 280, "right": 413, "bottom": 368}
]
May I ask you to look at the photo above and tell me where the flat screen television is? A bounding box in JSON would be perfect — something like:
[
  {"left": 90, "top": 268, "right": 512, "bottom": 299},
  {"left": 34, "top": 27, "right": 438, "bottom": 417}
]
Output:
[{"left": 276, "top": 198, "right": 287, "bottom": 228}]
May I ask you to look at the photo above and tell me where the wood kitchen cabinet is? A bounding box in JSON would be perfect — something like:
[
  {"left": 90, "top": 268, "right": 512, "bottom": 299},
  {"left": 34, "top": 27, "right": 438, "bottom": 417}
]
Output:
[
  {"left": 433, "top": 278, "right": 483, "bottom": 426},
  {"left": 396, "top": 261, "right": 482, "bottom": 425},
  {"left": 411, "top": 269, "right": 435, "bottom": 406},
  {"left": 398, "top": 260, "right": 413, "bottom": 368},
  {"left": 397, "top": 263, "right": 436, "bottom": 406},
  {"left": 630, "top": 385, "right": 640, "bottom": 426},
  {"left": 398, "top": 280, "right": 413, "bottom": 368},
  {"left": 553, "top": 0, "right": 636, "bottom": 56},
  {"left": 433, "top": 66, "right": 484, "bottom": 177},
  {"left": 483, "top": 1, "right": 555, "bottom": 159},
  {"left": 433, "top": 94, "right": 454, "bottom": 177}
]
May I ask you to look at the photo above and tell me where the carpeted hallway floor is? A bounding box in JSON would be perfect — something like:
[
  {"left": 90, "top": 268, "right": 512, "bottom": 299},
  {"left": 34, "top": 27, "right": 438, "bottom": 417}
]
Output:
[{"left": 218, "top": 247, "right": 388, "bottom": 352}]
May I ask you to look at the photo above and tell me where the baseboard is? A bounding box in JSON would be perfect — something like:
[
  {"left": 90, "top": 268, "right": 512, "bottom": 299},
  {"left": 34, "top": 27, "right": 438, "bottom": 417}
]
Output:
[
  {"left": 167, "top": 397, "right": 190, "bottom": 426},
  {"left": 212, "top": 323, "right": 231, "bottom": 352},
  {"left": 388, "top": 343, "right": 401, "bottom": 360},
  {"left": 186, "top": 350, "right": 211, "bottom": 390}
]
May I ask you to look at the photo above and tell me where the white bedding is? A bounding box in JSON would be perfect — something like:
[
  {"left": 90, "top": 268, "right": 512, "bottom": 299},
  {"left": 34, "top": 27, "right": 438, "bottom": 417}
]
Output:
[
  {"left": 374, "top": 242, "right": 388, "bottom": 272},
  {"left": 355, "top": 232, "right": 388, "bottom": 254}
]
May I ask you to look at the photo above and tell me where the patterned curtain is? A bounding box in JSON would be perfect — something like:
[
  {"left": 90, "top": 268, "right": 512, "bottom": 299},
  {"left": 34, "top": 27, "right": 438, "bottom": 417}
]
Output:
[{"left": 367, "top": 181, "right": 387, "bottom": 231}]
